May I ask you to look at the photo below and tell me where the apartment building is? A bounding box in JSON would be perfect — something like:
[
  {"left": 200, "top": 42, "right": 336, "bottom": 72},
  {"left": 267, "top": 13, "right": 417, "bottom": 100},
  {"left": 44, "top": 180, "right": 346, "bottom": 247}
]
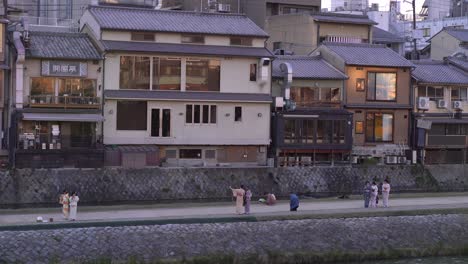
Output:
[
  {"left": 11, "top": 31, "right": 104, "bottom": 168},
  {"left": 80, "top": 5, "right": 273, "bottom": 167},
  {"left": 412, "top": 59, "right": 468, "bottom": 164},
  {"left": 314, "top": 43, "right": 414, "bottom": 163}
]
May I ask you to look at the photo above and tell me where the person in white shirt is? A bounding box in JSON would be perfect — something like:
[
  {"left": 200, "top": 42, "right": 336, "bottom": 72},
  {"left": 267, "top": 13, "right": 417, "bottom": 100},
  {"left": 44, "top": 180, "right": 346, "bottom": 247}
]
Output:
[
  {"left": 369, "top": 181, "right": 378, "bottom": 208},
  {"left": 382, "top": 179, "right": 391, "bottom": 208},
  {"left": 69, "top": 192, "right": 80, "bottom": 221}
]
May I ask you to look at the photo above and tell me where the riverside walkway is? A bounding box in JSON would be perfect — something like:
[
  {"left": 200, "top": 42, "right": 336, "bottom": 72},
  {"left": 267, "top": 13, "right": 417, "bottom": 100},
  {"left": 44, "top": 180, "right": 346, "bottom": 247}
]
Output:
[{"left": 0, "top": 193, "right": 467, "bottom": 226}]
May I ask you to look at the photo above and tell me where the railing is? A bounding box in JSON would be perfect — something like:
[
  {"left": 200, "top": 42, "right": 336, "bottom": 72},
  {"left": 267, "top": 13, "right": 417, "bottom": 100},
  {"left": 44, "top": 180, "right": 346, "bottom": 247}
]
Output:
[
  {"left": 427, "top": 135, "right": 467, "bottom": 146},
  {"left": 29, "top": 95, "right": 101, "bottom": 109},
  {"left": 294, "top": 100, "right": 341, "bottom": 108}
]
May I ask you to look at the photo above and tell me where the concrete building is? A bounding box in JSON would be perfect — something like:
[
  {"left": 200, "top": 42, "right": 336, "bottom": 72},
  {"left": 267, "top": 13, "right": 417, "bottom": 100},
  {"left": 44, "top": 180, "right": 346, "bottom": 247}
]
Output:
[
  {"left": 451, "top": 0, "right": 468, "bottom": 17},
  {"left": 10, "top": 31, "right": 104, "bottom": 168},
  {"left": 428, "top": 28, "right": 468, "bottom": 60},
  {"left": 271, "top": 56, "right": 352, "bottom": 166},
  {"left": 331, "top": 0, "right": 368, "bottom": 12},
  {"left": 265, "top": 12, "right": 376, "bottom": 55},
  {"left": 314, "top": 43, "right": 414, "bottom": 163},
  {"left": 419, "top": 0, "right": 451, "bottom": 20},
  {"left": 80, "top": 5, "right": 273, "bottom": 167},
  {"left": 412, "top": 59, "right": 468, "bottom": 164}
]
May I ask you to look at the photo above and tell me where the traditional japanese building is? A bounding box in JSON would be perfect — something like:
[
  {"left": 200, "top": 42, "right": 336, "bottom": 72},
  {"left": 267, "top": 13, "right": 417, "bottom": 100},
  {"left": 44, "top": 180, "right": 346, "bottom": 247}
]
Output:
[
  {"left": 11, "top": 31, "right": 104, "bottom": 168},
  {"left": 80, "top": 5, "right": 273, "bottom": 167}
]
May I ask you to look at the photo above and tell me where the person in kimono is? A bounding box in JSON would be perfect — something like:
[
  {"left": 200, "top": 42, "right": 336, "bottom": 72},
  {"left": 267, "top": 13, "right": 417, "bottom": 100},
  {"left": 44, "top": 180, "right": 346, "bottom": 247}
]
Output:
[
  {"left": 229, "top": 185, "right": 245, "bottom": 215},
  {"left": 290, "top": 193, "right": 299, "bottom": 211},
  {"left": 69, "top": 192, "right": 80, "bottom": 221},
  {"left": 363, "top": 181, "right": 372, "bottom": 208},
  {"left": 382, "top": 179, "right": 391, "bottom": 208},
  {"left": 266, "top": 192, "right": 277, "bottom": 205},
  {"left": 244, "top": 186, "right": 252, "bottom": 214},
  {"left": 59, "top": 190, "right": 69, "bottom": 220},
  {"left": 369, "top": 181, "right": 378, "bottom": 208}
]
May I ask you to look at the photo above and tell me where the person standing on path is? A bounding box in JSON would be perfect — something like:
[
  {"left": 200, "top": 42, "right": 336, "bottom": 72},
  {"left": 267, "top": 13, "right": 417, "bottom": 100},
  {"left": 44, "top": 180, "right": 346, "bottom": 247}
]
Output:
[
  {"left": 244, "top": 186, "right": 252, "bottom": 214},
  {"left": 382, "top": 179, "right": 391, "bottom": 208},
  {"left": 369, "top": 181, "right": 378, "bottom": 208},
  {"left": 69, "top": 192, "right": 80, "bottom": 221},
  {"left": 363, "top": 181, "right": 371, "bottom": 208},
  {"left": 59, "top": 190, "right": 70, "bottom": 220},
  {"left": 290, "top": 193, "right": 299, "bottom": 211},
  {"left": 229, "top": 185, "right": 245, "bottom": 215}
]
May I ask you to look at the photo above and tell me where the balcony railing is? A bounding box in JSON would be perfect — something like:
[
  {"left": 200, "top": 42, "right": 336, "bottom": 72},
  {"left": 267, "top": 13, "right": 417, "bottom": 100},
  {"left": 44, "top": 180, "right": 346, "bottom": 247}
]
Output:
[
  {"left": 29, "top": 95, "right": 101, "bottom": 109},
  {"left": 294, "top": 100, "right": 341, "bottom": 108},
  {"left": 427, "top": 135, "right": 467, "bottom": 147}
]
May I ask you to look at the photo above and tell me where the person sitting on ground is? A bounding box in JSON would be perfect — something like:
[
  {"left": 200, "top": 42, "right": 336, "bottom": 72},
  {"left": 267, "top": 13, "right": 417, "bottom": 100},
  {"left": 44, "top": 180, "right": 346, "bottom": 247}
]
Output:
[
  {"left": 290, "top": 193, "right": 299, "bottom": 211},
  {"left": 259, "top": 192, "right": 276, "bottom": 205}
]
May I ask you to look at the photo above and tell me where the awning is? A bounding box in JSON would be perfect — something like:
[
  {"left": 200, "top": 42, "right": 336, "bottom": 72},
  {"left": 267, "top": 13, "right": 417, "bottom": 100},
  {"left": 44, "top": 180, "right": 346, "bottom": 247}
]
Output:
[{"left": 22, "top": 113, "right": 104, "bottom": 122}]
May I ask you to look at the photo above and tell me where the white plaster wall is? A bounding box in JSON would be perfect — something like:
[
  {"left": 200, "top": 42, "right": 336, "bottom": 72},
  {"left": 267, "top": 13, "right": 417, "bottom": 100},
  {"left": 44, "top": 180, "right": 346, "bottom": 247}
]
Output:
[
  {"left": 103, "top": 100, "right": 270, "bottom": 145},
  {"left": 101, "top": 31, "right": 131, "bottom": 41},
  {"left": 430, "top": 31, "right": 460, "bottom": 60},
  {"left": 79, "top": 11, "right": 101, "bottom": 40},
  {"left": 104, "top": 54, "right": 271, "bottom": 94}
]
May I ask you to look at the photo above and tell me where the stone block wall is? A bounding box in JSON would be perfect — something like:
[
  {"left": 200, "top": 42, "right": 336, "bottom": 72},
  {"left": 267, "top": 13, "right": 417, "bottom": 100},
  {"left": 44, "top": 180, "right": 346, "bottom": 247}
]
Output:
[{"left": 0, "top": 165, "right": 466, "bottom": 207}]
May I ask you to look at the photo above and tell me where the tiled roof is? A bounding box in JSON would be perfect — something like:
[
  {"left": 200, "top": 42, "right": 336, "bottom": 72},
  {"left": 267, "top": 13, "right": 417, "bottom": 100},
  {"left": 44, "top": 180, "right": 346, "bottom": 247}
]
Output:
[
  {"left": 272, "top": 55, "right": 347, "bottom": 80},
  {"left": 87, "top": 5, "right": 268, "bottom": 37},
  {"left": 412, "top": 60, "right": 468, "bottom": 85},
  {"left": 26, "top": 31, "right": 102, "bottom": 60},
  {"left": 101, "top": 40, "right": 274, "bottom": 58},
  {"left": 311, "top": 12, "right": 377, "bottom": 25},
  {"left": 372, "top": 27, "right": 405, "bottom": 44},
  {"left": 320, "top": 43, "right": 414, "bottom": 67},
  {"left": 447, "top": 55, "right": 468, "bottom": 72},
  {"left": 444, "top": 28, "right": 468, "bottom": 42}
]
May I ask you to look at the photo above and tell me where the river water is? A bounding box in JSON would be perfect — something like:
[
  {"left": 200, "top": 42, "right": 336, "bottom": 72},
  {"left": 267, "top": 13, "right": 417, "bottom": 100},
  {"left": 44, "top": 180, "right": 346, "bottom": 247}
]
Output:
[{"left": 357, "top": 256, "right": 468, "bottom": 264}]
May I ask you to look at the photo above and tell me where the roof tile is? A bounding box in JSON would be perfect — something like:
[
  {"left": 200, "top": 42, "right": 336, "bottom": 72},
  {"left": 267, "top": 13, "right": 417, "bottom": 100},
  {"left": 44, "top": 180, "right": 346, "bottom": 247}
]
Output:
[
  {"left": 272, "top": 56, "right": 347, "bottom": 79},
  {"left": 412, "top": 60, "right": 468, "bottom": 85}
]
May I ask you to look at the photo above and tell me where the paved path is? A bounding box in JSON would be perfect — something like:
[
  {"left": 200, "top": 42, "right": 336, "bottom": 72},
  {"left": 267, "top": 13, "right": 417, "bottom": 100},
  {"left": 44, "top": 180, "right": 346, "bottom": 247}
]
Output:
[{"left": 1, "top": 194, "right": 468, "bottom": 225}]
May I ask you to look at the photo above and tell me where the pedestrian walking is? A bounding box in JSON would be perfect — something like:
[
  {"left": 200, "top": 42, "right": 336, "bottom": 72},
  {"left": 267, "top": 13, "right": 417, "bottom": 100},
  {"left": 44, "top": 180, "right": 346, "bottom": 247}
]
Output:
[
  {"left": 290, "top": 193, "right": 299, "bottom": 211},
  {"left": 363, "top": 181, "right": 371, "bottom": 208},
  {"left": 230, "top": 185, "right": 245, "bottom": 215},
  {"left": 369, "top": 181, "right": 378, "bottom": 208},
  {"left": 244, "top": 186, "right": 252, "bottom": 214},
  {"left": 59, "top": 190, "right": 70, "bottom": 220},
  {"left": 69, "top": 192, "right": 79, "bottom": 221},
  {"left": 382, "top": 179, "right": 391, "bottom": 208}
]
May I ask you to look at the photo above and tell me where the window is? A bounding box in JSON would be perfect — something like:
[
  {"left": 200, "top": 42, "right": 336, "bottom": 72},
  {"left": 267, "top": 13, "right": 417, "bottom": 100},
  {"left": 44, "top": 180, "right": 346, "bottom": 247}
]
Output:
[
  {"left": 119, "top": 56, "right": 151, "bottom": 89},
  {"left": 290, "top": 87, "right": 340, "bottom": 106},
  {"left": 179, "top": 149, "right": 202, "bottom": 159},
  {"left": 31, "top": 78, "right": 54, "bottom": 96},
  {"left": 333, "top": 120, "right": 345, "bottom": 144},
  {"left": 235, "top": 106, "right": 242, "bottom": 122},
  {"left": 284, "top": 119, "right": 296, "bottom": 144},
  {"left": 151, "top": 108, "right": 171, "bottom": 137},
  {"left": 117, "top": 101, "right": 147, "bottom": 130},
  {"left": 418, "top": 86, "right": 444, "bottom": 101},
  {"left": 355, "top": 121, "right": 364, "bottom": 134},
  {"left": 365, "top": 113, "right": 393, "bottom": 142},
  {"left": 185, "top": 104, "right": 217, "bottom": 124},
  {"left": 422, "top": 28, "right": 431, "bottom": 37},
  {"left": 186, "top": 59, "right": 220, "bottom": 91},
  {"left": 58, "top": 79, "right": 96, "bottom": 97},
  {"left": 30, "top": 77, "right": 97, "bottom": 105},
  {"left": 230, "top": 37, "right": 253, "bottom": 46},
  {"left": 181, "top": 34, "right": 204, "bottom": 44},
  {"left": 205, "top": 149, "right": 216, "bottom": 159},
  {"left": 153, "top": 57, "right": 181, "bottom": 90},
  {"left": 367, "top": 72, "right": 396, "bottom": 101},
  {"left": 317, "top": 120, "right": 333, "bottom": 144},
  {"left": 451, "top": 87, "right": 468, "bottom": 101},
  {"left": 250, "top": 64, "right": 257, "bottom": 81},
  {"left": 356, "top": 78, "right": 365, "bottom": 91},
  {"left": 131, "top": 32, "right": 155, "bottom": 42}
]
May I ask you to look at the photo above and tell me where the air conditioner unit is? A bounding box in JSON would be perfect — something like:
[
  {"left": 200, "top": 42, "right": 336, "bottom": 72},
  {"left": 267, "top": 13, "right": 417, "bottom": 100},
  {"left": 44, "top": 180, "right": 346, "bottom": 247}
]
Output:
[
  {"left": 398, "top": 156, "right": 407, "bottom": 164},
  {"left": 417, "top": 97, "right": 430, "bottom": 110},
  {"left": 258, "top": 58, "right": 271, "bottom": 84},
  {"left": 437, "top": 100, "right": 447, "bottom": 108},
  {"left": 385, "top": 156, "right": 398, "bottom": 164},
  {"left": 453, "top": 101, "right": 463, "bottom": 110},
  {"left": 218, "top": 3, "right": 231, "bottom": 12}
]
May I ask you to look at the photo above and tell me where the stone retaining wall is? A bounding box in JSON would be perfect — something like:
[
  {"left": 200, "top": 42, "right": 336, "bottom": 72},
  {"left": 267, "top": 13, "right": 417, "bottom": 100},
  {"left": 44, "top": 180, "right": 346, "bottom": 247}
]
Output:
[
  {"left": 0, "top": 165, "right": 466, "bottom": 207},
  {"left": 0, "top": 214, "right": 467, "bottom": 263}
]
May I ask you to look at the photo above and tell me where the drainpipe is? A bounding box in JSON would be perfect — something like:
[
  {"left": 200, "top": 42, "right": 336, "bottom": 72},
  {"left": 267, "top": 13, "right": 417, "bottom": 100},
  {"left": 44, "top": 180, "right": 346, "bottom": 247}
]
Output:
[{"left": 13, "top": 32, "right": 25, "bottom": 110}]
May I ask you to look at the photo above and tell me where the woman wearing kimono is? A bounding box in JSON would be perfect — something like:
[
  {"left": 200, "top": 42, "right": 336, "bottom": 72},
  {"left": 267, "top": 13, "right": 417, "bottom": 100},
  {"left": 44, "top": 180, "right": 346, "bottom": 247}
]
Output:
[
  {"left": 69, "top": 192, "right": 80, "bottom": 221},
  {"left": 382, "top": 179, "right": 391, "bottom": 208},
  {"left": 369, "top": 181, "right": 378, "bottom": 208},
  {"left": 244, "top": 187, "right": 252, "bottom": 214},
  {"left": 59, "top": 190, "right": 69, "bottom": 220},
  {"left": 229, "top": 186, "right": 245, "bottom": 215}
]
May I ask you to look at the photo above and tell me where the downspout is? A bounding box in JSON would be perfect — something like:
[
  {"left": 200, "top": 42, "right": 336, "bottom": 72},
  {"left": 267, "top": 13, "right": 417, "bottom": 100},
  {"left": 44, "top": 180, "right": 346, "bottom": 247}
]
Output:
[{"left": 100, "top": 55, "right": 105, "bottom": 147}]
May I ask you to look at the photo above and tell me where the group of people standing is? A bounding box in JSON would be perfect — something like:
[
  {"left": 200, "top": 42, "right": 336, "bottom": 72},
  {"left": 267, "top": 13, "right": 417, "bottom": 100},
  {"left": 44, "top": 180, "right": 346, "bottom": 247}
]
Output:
[
  {"left": 363, "top": 179, "right": 391, "bottom": 208},
  {"left": 59, "top": 190, "right": 80, "bottom": 221}
]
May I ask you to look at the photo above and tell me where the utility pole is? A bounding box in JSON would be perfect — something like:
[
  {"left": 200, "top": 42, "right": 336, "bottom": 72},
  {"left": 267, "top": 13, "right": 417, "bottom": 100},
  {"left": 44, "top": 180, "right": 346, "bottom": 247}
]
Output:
[{"left": 412, "top": 0, "right": 419, "bottom": 60}]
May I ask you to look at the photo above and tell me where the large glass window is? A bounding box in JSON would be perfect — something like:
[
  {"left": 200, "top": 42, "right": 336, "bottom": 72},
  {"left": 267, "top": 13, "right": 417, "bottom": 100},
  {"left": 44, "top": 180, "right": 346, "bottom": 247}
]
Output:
[
  {"left": 365, "top": 113, "right": 393, "bottom": 142},
  {"left": 153, "top": 58, "right": 181, "bottom": 90},
  {"left": 418, "top": 86, "right": 444, "bottom": 101},
  {"left": 120, "top": 56, "right": 151, "bottom": 90},
  {"left": 451, "top": 87, "right": 468, "bottom": 101},
  {"left": 31, "top": 78, "right": 54, "bottom": 96},
  {"left": 31, "top": 77, "right": 97, "bottom": 105},
  {"left": 290, "top": 87, "right": 340, "bottom": 107},
  {"left": 186, "top": 59, "right": 220, "bottom": 92},
  {"left": 367, "top": 72, "right": 396, "bottom": 101},
  {"left": 116, "top": 101, "right": 147, "bottom": 130}
]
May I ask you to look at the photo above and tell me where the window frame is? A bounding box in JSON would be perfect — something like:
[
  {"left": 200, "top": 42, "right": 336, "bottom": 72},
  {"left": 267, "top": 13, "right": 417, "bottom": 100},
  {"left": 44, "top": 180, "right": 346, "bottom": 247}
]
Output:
[
  {"left": 179, "top": 149, "right": 202, "bottom": 159},
  {"left": 230, "top": 37, "right": 253, "bottom": 46},
  {"left": 418, "top": 85, "right": 444, "bottom": 101},
  {"left": 131, "top": 32, "right": 155, "bottom": 42},
  {"left": 150, "top": 108, "right": 171, "bottom": 137},
  {"left": 185, "top": 104, "right": 217, "bottom": 125},
  {"left": 181, "top": 34, "right": 205, "bottom": 44},
  {"left": 234, "top": 106, "right": 242, "bottom": 122},
  {"left": 366, "top": 72, "right": 397, "bottom": 102},
  {"left": 365, "top": 112, "right": 394, "bottom": 143}
]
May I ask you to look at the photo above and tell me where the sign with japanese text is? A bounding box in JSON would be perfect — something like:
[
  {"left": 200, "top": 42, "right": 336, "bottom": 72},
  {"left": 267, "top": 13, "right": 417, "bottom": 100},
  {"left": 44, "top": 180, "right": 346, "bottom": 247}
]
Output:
[{"left": 41, "top": 61, "right": 87, "bottom": 77}]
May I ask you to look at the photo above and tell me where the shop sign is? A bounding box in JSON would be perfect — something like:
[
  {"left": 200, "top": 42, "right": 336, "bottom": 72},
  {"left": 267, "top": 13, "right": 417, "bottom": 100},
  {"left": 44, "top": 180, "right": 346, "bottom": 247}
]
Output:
[{"left": 41, "top": 61, "right": 87, "bottom": 77}]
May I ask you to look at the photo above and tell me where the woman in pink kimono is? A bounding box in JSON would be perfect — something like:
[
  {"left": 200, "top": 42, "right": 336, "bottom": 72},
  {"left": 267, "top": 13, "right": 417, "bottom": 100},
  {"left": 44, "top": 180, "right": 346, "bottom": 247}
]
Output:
[
  {"left": 229, "top": 185, "right": 245, "bottom": 215},
  {"left": 382, "top": 179, "right": 391, "bottom": 208},
  {"left": 59, "top": 190, "right": 69, "bottom": 220}
]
